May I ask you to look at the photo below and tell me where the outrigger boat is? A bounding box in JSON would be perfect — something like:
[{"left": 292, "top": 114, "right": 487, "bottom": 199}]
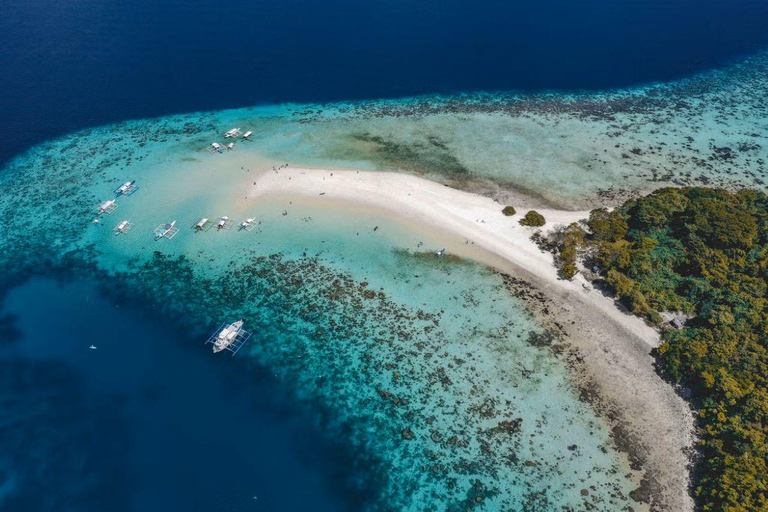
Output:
[
  {"left": 154, "top": 220, "right": 177, "bottom": 240},
  {"left": 114, "top": 219, "right": 134, "bottom": 235},
  {"left": 195, "top": 218, "right": 209, "bottom": 231},
  {"left": 97, "top": 199, "right": 118, "bottom": 215},
  {"left": 213, "top": 320, "right": 243, "bottom": 353},
  {"left": 242, "top": 131, "right": 253, "bottom": 140},
  {"left": 115, "top": 180, "right": 136, "bottom": 196},
  {"left": 239, "top": 218, "right": 256, "bottom": 230},
  {"left": 217, "top": 216, "right": 229, "bottom": 230}
]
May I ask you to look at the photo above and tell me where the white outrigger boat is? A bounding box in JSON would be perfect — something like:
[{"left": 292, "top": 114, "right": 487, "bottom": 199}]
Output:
[
  {"left": 242, "top": 131, "right": 253, "bottom": 140},
  {"left": 115, "top": 180, "right": 137, "bottom": 196},
  {"left": 97, "top": 199, "right": 118, "bottom": 215},
  {"left": 113, "top": 219, "right": 134, "bottom": 235},
  {"left": 224, "top": 127, "right": 242, "bottom": 138},
  {"left": 213, "top": 320, "right": 243, "bottom": 353},
  {"left": 208, "top": 142, "right": 223, "bottom": 154},
  {"left": 216, "top": 216, "right": 231, "bottom": 230},
  {"left": 194, "top": 217, "right": 209, "bottom": 231},
  {"left": 239, "top": 218, "right": 256, "bottom": 231},
  {"left": 154, "top": 220, "right": 178, "bottom": 240}
]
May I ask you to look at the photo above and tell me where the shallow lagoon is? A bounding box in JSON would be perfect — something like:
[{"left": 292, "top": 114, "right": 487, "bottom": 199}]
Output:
[
  {"left": 2, "top": 50, "right": 768, "bottom": 509},
  {"left": 1, "top": 135, "right": 641, "bottom": 509}
]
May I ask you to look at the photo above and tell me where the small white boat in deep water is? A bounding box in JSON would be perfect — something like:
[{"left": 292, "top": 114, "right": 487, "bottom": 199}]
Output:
[
  {"left": 89, "top": 345, "right": 97, "bottom": 350},
  {"left": 213, "top": 320, "right": 243, "bottom": 353}
]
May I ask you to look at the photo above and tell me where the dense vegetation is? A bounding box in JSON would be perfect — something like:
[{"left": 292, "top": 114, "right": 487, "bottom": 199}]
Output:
[
  {"left": 520, "top": 210, "right": 546, "bottom": 227},
  {"left": 586, "top": 187, "right": 768, "bottom": 511}
]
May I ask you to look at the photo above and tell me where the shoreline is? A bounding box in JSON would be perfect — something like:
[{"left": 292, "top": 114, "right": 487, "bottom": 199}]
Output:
[
  {"left": 251, "top": 167, "right": 696, "bottom": 511},
  {"left": 252, "top": 167, "right": 659, "bottom": 346}
]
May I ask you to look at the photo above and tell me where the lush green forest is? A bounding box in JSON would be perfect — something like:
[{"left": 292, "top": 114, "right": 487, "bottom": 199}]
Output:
[{"left": 586, "top": 187, "right": 768, "bottom": 511}]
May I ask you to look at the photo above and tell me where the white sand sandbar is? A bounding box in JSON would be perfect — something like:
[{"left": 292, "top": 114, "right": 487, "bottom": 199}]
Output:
[{"left": 252, "top": 167, "right": 695, "bottom": 511}]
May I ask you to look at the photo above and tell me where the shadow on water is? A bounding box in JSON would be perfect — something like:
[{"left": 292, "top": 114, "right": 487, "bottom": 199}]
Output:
[{"left": 0, "top": 275, "right": 374, "bottom": 512}]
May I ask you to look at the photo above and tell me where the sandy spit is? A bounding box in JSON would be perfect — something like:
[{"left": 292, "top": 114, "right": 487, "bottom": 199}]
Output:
[{"left": 251, "top": 167, "right": 695, "bottom": 511}]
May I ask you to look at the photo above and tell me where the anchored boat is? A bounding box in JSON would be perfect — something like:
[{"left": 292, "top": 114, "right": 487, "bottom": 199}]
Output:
[
  {"left": 216, "top": 216, "right": 232, "bottom": 230},
  {"left": 205, "top": 320, "right": 252, "bottom": 355},
  {"left": 213, "top": 320, "right": 243, "bottom": 353},
  {"left": 239, "top": 218, "right": 256, "bottom": 231},
  {"left": 154, "top": 220, "right": 178, "bottom": 240},
  {"left": 113, "top": 219, "right": 134, "bottom": 235},
  {"left": 115, "top": 180, "right": 137, "bottom": 196},
  {"left": 97, "top": 199, "right": 118, "bottom": 215}
]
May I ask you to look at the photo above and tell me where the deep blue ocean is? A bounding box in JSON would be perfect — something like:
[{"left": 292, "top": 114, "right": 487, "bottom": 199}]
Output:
[
  {"left": 2, "top": 0, "right": 768, "bottom": 166},
  {"left": 0, "top": 278, "right": 364, "bottom": 511},
  {"left": 2, "top": 1, "right": 768, "bottom": 510}
]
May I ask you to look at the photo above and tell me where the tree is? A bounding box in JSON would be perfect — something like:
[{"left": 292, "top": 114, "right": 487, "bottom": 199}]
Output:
[
  {"left": 585, "top": 187, "right": 768, "bottom": 511},
  {"left": 519, "top": 210, "right": 546, "bottom": 227},
  {"left": 588, "top": 208, "right": 628, "bottom": 241}
]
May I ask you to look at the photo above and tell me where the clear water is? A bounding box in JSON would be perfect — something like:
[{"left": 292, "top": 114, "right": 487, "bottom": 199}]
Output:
[
  {"left": 0, "top": 107, "right": 646, "bottom": 509},
  {"left": 3, "top": 0, "right": 768, "bottom": 164},
  {"left": 2, "top": 33, "right": 768, "bottom": 512},
  {"left": 9, "top": 47, "right": 767, "bottom": 211},
  {"left": 0, "top": 277, "right": 359, "bottom": 512}
]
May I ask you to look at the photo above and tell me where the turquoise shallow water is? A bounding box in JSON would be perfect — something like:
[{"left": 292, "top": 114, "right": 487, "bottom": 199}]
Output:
[
  {"left": 0, "top": 127, "right": 640, "bottom": 509},
  {"left": 16, "top": 46, "right": 762, "bottom": 209},
  {"left": 3, "top": 51, "right": 768, "bottom": 509}
]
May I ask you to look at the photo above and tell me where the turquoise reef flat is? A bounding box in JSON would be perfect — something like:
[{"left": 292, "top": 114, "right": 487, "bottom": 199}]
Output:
[{"left": 2, "top": 50, "right": 767, "bottom": 510}]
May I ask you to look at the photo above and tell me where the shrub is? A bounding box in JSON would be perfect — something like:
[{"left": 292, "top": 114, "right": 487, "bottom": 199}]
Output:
[
  {"left": 561, "top": 262, "right": 579, "bottom": 280},
  {"left": 556, "top": 223, "right": 586, "bottom": 280},
  {"left": 501, "top": 206, "right": 516, "bottom": 216},
  {"left": 519, "top": 210, "right": 546, "bottom": 227}
]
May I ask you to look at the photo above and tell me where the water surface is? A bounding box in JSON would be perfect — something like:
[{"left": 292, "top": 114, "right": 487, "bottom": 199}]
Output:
[
  {"left": 0, "top": 277, "right": 360, "bottom": 511},
  {"left": 2, "top": 0, "right": 768, "bottom": 163},
  {"left": 0, "top": 133, "right": 644, "bottom": 509}
]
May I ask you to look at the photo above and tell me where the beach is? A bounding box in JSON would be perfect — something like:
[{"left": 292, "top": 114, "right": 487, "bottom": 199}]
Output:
[{"left": 252, "top": 167, "right": 696, "bottom": 511}]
